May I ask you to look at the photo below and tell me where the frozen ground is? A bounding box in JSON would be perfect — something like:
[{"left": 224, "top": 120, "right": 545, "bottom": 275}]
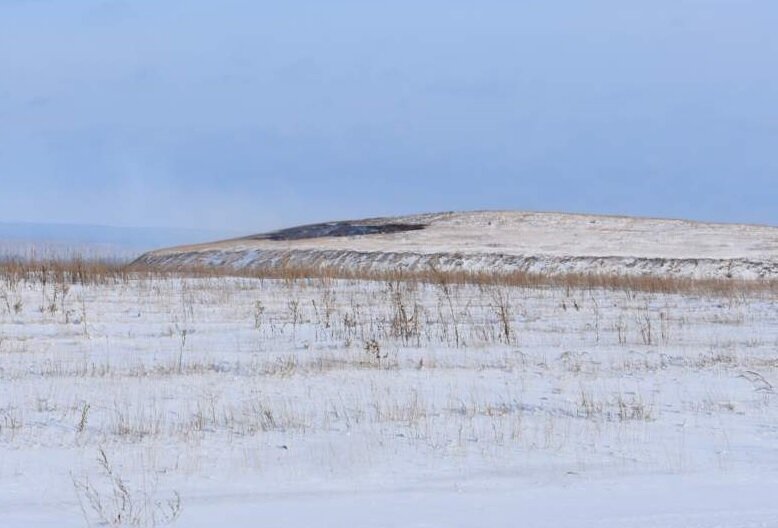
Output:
[
  {"left": 136, "top": 211, "right": 778, "bottom": 279},
  {"left": 1, "top": 273, "right": 778, "bottom": 526}
]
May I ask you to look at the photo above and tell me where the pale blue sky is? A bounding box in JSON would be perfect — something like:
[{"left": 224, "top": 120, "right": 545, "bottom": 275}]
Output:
[{"left": 1, "top": 0, "right": 776, "bottom": 231}]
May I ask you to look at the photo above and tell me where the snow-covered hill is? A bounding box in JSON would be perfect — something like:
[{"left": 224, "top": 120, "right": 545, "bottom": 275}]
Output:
[{"left": 136, "top": 211, "right": 778, "bottom": 279}]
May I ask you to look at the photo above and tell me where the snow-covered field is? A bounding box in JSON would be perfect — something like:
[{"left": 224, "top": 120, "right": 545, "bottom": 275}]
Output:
[
  {"left": 2, "top": 272, "right": 778, "bottom": 527},
  {"left": 137, "top": 212, "right": 778, "bottom": 279}
]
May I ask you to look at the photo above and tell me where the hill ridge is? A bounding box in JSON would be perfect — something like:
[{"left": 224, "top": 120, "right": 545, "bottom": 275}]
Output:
[{"left": 135, "top": 211, "right": 778, "bottom": 280}]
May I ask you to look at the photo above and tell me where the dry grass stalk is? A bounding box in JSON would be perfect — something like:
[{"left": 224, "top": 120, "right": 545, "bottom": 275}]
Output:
[{"left": 1, "top": 255, "right": 776, "bottom": 297}]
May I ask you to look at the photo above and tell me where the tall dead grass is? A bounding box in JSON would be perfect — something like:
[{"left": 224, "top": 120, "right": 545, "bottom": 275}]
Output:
[{"left": 0, "top": 256, "right": 776, "bottom": 297}]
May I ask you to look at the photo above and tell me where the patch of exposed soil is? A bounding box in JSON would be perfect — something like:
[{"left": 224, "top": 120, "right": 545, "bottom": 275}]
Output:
[{"left": 247, "top": 221, "right": 426, "bottom": 241}]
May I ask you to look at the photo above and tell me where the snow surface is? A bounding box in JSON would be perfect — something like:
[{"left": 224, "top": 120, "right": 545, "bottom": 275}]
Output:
[
  {"left": 136, "top": 211, "right": 778, "bottom": 279},
  {"left": 2, "top": 274, "right": 778, "bottom": 526}
]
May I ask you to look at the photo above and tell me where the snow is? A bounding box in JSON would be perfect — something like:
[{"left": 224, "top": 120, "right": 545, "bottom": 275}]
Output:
[
  {"left": 136, "top": 211, "right": 778, "bottom": 279},
  {"left": 2, "top": 273, "right": 778, "bottom": 526},
  {"left": 183, "top": 474, "right": 778, "bottom": 528}
]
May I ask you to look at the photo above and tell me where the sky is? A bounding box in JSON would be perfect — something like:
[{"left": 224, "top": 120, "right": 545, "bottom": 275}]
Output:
[{"left": 1, "top": 0, "right": 777, "bottom": 232}]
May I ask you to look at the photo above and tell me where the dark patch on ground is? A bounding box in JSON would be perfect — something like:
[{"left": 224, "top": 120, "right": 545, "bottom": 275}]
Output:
[{"left": 246, "top": 221, "right": 427, "bottom": 241}]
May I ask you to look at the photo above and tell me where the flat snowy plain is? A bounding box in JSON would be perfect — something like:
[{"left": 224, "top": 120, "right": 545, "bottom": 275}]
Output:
[{"left": 2, "top": 272, "right": 778, "bottom": 527}]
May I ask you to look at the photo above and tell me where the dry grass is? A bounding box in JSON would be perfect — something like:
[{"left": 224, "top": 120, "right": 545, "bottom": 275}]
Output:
[
  {"left": 3, "top": 260, "right": 777, "bottom": 520},
  {"left": 1, "top": 256, "right": 776, "bottom": 297}
]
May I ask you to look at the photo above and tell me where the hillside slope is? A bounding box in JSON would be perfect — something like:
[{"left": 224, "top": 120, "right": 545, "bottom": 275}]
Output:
[{"left": 134, "top": 211, "right": 778, "bottom": 279}]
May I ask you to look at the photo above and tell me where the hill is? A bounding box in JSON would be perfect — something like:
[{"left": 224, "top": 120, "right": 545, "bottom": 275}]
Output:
[{"left": 134, "top": 211, "right": 778, "bottom": 279}]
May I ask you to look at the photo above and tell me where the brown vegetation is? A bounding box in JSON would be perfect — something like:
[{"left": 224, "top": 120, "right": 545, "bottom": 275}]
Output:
[{"left": 0, "top": 255, "right": 776, "bottom": 296}]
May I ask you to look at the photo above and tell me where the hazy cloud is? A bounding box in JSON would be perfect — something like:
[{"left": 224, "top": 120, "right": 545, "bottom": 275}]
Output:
[{"left": 1, "top": 0, "right": 776, "bottom": 229}]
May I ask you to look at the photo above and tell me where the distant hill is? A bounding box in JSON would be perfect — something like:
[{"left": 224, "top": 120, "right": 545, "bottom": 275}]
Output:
[
  {"left": 0, "top": 222, "right": 240, "bottom": 260},
  {"left": 135, "top": 211, "right": 778, "bottom": 280}
]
